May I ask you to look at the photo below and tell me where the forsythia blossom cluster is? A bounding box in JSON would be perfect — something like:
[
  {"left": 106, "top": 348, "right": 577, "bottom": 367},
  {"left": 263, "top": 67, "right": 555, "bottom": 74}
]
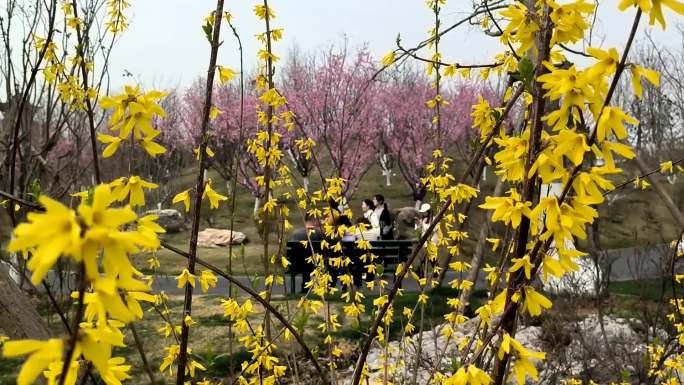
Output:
[{"left": 3, "top": 184, "right": 164, "bottom": 385}]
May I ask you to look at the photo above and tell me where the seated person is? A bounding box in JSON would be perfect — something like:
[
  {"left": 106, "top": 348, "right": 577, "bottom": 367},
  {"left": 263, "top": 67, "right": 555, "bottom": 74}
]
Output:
[
  {"left": 354, "top": 217, "right": 380, "bottom": 241},
  {"left": 290, "top": 213, "right": 323, "bottom": 293},
  {"left": 291, "top": 213, "right": 322, "bottom": 242},
  {"left": 336, "top": 214, "right": 356, "bottom": 242},
  {"left": 324, "top": 214, "right": 358, "bottom": 289}
]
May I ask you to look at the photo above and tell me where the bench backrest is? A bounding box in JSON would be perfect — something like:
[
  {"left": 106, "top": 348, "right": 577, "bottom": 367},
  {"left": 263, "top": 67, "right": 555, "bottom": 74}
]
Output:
[
  {"left": 285, "top": 240, "right": 414, "bottom": 258},
  {"left": 285, "top": 239, "right": 414, "bottom": 249}
]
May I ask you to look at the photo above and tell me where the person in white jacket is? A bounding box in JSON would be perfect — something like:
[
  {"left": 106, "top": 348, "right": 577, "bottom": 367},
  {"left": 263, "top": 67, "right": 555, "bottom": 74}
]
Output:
[
  {"left": 354, "top": 217, "right": 380, "bottom": 241},
  {"left": 416, "top": 203, "right": 438, "bottom": 245},
  {"left": 373, "top": 194, "right": 394, "bottom": 240},
  {"left": 362, "top": 199, "right": 380, "bottom": 229}
]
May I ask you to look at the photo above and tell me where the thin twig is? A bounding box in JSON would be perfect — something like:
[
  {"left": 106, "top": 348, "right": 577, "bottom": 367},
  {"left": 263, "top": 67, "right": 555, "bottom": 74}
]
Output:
[
  {"left": 604, "top": 156, "right": 684, "bottom": 196},
  {"left": 159, "top": 240, "right": 331, "bottom": 385},
  {"left": 349, "top": 84, "right": 524, "bottom": 385},
  {"left": 8, "top": 0, "right": 58, "bottom": 225},
  {"left": 175, "top": 2, "right": 225, "bottom": 384}
]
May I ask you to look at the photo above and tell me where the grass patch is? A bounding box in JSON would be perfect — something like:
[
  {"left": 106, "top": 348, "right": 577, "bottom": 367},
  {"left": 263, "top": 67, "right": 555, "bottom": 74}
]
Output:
[
  {"left": 608, "top": 278, "right": 683, "bottom": 301},
  {"left": 0, "top": 357, "right": 20, "bottom": 385},
  {"left": 194, "top": 347, "right": 251, "bottom": 377}
]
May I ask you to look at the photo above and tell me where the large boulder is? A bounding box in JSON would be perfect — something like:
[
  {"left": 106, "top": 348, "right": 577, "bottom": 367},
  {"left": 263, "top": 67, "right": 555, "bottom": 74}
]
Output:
[
  {"left": 392, "top": 206, "right": 418, "bottom": 240},
  {"left": 197, "top": 228, "right": 247, "bottom": 248},
  {"left": 145, "top": 209, "right": 184, "bottom": 233},
  {"left": 341, "top": 312, "right": 660, "bottom": 385}
]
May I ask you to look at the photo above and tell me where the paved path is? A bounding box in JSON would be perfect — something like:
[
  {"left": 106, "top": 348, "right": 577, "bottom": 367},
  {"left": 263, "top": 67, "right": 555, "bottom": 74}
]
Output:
[
  {"left": 149, "top": 270, "right": 484, "bottom": 296},
  {"left": 13, "top": 242, "right": 680, "bottom": 296}
]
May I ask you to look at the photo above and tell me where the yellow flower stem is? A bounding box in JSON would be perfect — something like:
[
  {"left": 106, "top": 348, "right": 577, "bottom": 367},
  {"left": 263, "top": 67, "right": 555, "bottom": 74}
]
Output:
[
  {"left": 492, "top": 9, "right": 645, "bottom": 385},
  {"left": 432, "top": 0, "right": 443, "bottom": 145},
  {"left": 58, "top": 262, "right": 86, "bottom": 385},
  {"left": 604, "top": 156, "right": 684, "bottom": 197},
  {"left": 175, "top": 1, "right": 224, "bottom": 384},
  {"left": 159, "top": 240, "right": 331, "bottom": 385},
  {"left": 260, "top": 0, "right": 276, "bottom": 343},
  {"left": 69, "top": 0, "right": 102, "bottom": 185},
  {"left": 223, "top": 14, "right": 245, "bottom": 365},
  {"left": 350, "top": 84, "right": 524, "bottom": 385},
  {"left": 54, "top": 8, "right": 108, "bottom": 382},
  {"left": 380, "top": 4, "right": 509, "bottom": 78},
  {"left": 493, "top": 4, "right": 553, "bottom": 383},
  {"left": 7, "top": 0, "right": 58, "bottom": 227}
]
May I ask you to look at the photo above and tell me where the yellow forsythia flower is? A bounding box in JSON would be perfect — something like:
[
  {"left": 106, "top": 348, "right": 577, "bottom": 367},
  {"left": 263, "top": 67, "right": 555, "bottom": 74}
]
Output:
[
  {"left": 2, "top": 339, "right": 63, "bottom": 385},
  {"left": 216, "top": 66, "right": 236, "bottom": 84},
  {"left": 172, "top": 189, "right": 191, "bottom": 212},
  {"left": 176, "top": 269, "right": 196, "bottom": 289},
  {"left": 199, "top": 270, "right": 218, "bottom": 293},
  {"left": 98, "top": 134, "right": 123, "bottom": 158},
  {"left": 381, "top": 51, "right": 396, "bottom": 67},
  {"left": 660, "top": 161, "right": 674, "bottom": 174},
  {"left": 111, "top": 176, "right": 158, "bottom": 207},
  {"left": 202, "top": 180, "right": 227, "bottom": 209}
]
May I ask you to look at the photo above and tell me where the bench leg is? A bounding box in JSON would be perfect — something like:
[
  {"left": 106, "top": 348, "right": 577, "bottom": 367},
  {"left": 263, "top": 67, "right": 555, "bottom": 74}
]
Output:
[{"left": 290, "top": 274, "right": 296, "bottom": 296}]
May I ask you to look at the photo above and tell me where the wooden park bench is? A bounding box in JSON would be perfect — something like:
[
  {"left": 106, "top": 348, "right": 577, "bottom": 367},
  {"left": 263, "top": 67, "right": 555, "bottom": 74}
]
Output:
[{"left": 285, "top": 239, "right": 414, "bottom": 295}]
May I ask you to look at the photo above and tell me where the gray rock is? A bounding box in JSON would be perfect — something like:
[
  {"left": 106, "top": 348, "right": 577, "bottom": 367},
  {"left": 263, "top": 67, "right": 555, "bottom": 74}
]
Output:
[
  {"left": 145, "top": 209, "right": 184, "bottom": 233},
  {"left": 392, "top": 206, "right": 418, "bottom": 240},
  {"left": 343, "top": 313, "right": 660, "bottom": 385},
  {"left": 197, "top": 228, "right": 247, "bottom": 248}
]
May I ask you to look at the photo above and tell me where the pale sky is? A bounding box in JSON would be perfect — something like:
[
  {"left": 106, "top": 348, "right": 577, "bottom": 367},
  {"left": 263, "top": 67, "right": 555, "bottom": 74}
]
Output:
[{"left": 106, "top": 1, "right": 684, "bottom": 91}]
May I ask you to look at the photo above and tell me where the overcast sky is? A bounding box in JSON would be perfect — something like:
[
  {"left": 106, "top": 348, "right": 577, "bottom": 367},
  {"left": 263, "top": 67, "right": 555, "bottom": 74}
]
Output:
[{"left": 106, "top": 1, "right": 684, "bottom": 90}]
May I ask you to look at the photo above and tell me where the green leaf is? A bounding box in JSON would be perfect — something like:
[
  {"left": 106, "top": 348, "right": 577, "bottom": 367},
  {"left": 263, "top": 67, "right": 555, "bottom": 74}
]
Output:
[
  {"left": 30, "top": 179, "right": 42, "bottom": 199},
  {"left": 294, "top": 312, "right": 309, "bottom": 331},
  {"left": 202, "top": 22, "right": 213, "bottom": 43},
  {"left": 517, "top": 56, "right": 534, "bottom": 91}
]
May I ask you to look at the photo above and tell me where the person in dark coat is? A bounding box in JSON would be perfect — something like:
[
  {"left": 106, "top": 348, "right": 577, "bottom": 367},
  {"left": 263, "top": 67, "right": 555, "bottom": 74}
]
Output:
[
  {"left": 373, "top": 194, "right": 394, "bottom": 240},
  {"left": 290, "top": 213, "right": 322, "bottom": 293}
]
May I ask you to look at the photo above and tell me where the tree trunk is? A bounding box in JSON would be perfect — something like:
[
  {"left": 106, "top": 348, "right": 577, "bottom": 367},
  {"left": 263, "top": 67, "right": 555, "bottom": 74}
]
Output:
[
  {"left": 303, "top": 176, "right": 309, "bottom": 193},
  {"left": 414, "top": 200, "right": 422, "bottom": 210},
  {"left": 385, "top": 172, "right": 391, "bottom": 186},
  {"left": 0, "top": 267, "right": 50, "bottom": 339}
]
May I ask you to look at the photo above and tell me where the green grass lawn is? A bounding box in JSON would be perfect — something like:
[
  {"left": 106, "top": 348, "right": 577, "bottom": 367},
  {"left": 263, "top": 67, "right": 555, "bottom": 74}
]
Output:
[
  {"left": 0, "top": 286, "right": 485, "bottom": 385},
  {"left": 608, "top": 277, "right": 684, "bottom": 301}
]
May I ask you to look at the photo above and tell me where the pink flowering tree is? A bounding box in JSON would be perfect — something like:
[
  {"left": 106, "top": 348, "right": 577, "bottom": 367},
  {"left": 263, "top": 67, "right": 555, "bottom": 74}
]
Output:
[
  {"left": 282, "top": 44, "right": 382, "bottom": 197},
  {"left": 380, "top": 71, "right": 484, "bottom": 206},
  {"left": 279, "top": 51, "right": 315, "bottom": 192},
  {"left": 160, "top": 79, "right": 266, "bottom": 210}
]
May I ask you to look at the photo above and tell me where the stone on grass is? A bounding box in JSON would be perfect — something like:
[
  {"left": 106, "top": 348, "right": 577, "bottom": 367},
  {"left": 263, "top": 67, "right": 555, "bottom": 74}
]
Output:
[
  {"left": 145, "top": 209, "right": 184, "bottom": 233},
  {"left": 393, "top": 206, "right": 418, "bottom": 240},
  {"left": 197, "top": 228, "right": 247, "bottom": 248}
]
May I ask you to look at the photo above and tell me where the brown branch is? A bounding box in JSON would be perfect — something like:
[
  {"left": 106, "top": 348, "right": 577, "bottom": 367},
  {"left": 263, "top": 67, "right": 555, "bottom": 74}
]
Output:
[
  {"left": 175, "top": 2, "right": 224, "bottom": 384},
  {"left": 58, "top": 262, "right": 86, "bottom": 385},
  {"left": 396, "top": 42, "right": 502, "bottom": 70},
  {"left": 159, "top": 240, "right": 330, "bottom": 385},
  {"left": 69, "top": 0, "right": 101, "bottom": 184},
  {"left": 8, "top": 0, "right": 58, "bottom": 225},
  {"left": 492, "top": 3, "right": 552, "bottom": 381},
  {"left": 349, "top": 84, "right": 524, "bottom": 385},
  {"left": 129, "top": 323, "right": 156, "bottom": 385}
]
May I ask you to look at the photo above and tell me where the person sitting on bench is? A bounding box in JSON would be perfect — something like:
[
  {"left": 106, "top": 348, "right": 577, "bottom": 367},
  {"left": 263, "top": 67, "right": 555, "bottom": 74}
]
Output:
[
  {"left": 354, "top": 217, "right": 380, "bottom": 241},
  {"left": 290, "top": 213, "right": 322, "bottom": 293}
]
